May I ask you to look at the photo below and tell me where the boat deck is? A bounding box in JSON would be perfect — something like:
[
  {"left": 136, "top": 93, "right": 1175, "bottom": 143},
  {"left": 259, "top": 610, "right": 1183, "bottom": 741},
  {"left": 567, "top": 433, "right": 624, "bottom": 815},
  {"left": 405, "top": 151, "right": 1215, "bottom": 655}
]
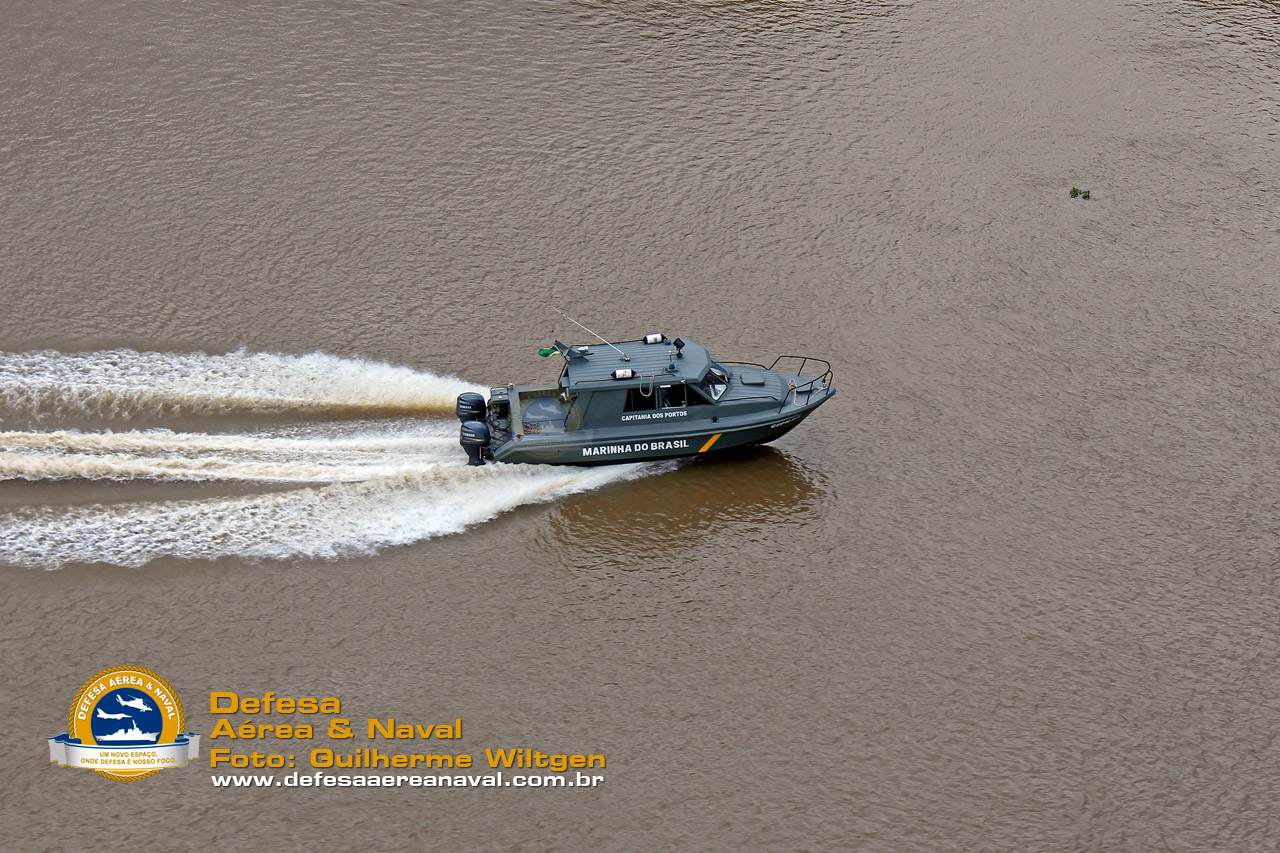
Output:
[{"left": 562, "top": 338, "right": 711, "bottom": 389}]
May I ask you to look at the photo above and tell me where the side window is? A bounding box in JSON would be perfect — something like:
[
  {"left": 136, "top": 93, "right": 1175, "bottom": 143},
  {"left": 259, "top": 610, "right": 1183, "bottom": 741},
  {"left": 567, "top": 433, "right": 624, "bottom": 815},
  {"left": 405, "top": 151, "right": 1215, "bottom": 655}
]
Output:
[
  {"left": 624, "top": 387, "right": 657, "bottom": 412},
  {"left": 659, "top": 384, "right": 709, "bottom": 407}
]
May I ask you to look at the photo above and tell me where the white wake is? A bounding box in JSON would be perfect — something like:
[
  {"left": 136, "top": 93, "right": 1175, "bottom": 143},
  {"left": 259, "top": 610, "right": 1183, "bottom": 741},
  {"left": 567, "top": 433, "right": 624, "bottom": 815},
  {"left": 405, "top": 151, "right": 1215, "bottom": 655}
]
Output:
[
  {"left": 0, "top": 349, "right": 482, "bottom": 420},
  {"left": 0, "top": 423, "right": 459, "bottom": 483},
  {"left": 0, "top": 348, "right": 665, "bottom": 569},
  {"left": 0, "top": 462, "right": 649, "bottom": 569}
]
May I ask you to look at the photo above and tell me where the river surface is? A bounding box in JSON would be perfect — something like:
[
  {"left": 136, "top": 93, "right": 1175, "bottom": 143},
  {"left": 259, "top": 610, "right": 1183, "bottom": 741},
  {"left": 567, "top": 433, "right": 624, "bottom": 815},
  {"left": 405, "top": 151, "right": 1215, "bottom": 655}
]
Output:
[{"left": 3, "top": 0, "right": 1278, "bottom": 849}]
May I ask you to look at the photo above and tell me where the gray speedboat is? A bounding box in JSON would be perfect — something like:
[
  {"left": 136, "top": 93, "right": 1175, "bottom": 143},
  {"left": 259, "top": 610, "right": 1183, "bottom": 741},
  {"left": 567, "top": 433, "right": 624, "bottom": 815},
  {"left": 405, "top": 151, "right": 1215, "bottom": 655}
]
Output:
[{"left": 455, "top": 333, "right": 834, "bottom": 465}]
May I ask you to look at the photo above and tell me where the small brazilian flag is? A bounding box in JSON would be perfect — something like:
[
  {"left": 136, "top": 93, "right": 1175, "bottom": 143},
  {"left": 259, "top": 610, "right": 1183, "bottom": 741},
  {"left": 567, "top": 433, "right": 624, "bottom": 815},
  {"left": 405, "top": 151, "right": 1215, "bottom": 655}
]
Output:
[{"left": 538, "top": 346, "right": 559, "bottom": 358}]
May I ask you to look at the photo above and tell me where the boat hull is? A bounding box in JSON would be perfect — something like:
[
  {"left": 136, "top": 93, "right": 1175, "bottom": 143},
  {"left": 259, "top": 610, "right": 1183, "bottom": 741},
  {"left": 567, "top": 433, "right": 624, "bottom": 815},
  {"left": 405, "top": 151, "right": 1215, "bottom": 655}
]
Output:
[{"left": 490, "top": 394, "right": 831, "bottom": 466}]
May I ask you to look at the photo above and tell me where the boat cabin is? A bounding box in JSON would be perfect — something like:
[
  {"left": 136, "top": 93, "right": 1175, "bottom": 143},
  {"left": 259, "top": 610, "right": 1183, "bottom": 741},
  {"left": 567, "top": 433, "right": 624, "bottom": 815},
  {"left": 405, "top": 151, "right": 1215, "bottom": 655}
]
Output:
[{"left": 486, "top": 335, "right": 784, "bottom": 442}]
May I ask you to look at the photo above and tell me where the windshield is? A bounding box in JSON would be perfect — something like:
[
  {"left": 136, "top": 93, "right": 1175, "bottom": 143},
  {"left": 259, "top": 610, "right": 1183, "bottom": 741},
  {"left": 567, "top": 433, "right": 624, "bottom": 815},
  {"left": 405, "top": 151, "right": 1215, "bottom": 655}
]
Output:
[{"left": 698, "top": 364, "right": 730, "bottom": 401}]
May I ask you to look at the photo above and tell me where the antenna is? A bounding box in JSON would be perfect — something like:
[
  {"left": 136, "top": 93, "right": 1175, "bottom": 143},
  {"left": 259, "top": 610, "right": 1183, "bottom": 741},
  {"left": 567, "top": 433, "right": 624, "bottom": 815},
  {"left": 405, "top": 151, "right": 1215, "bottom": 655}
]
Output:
[{"left": 551, "top": 306, "right": 630, "bottom": 361}]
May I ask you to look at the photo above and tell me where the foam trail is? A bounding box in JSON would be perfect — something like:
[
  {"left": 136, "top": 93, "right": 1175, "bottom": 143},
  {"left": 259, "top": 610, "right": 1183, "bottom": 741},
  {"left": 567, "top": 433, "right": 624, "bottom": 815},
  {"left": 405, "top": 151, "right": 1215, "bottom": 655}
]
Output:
[
  {"left": 0, "top": 462, "right": 658, "bottom": 569},
  {"left": 0, "top": 349, "right": 483, "bottom": 420},
  {"left": 0, "top": 423, "right": 460, "bottom": 483}
]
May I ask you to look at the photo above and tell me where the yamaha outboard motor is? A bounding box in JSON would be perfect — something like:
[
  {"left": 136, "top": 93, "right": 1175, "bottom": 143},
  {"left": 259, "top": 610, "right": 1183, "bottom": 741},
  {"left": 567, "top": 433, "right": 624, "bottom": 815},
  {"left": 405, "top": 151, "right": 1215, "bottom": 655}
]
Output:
[
  {"left": 457, "top": 392, "right": 491, "bottom": 465},
  {"left": 459, "top": 420, "right": 491, "bottom": 466},
  {"left": 456, "top": 392, "right": 486, "bottom": 422}
]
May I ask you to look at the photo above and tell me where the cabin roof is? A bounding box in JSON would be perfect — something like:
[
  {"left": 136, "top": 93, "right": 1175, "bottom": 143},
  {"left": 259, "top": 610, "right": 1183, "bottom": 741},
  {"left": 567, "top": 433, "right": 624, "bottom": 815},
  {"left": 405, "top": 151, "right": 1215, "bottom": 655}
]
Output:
[{"left": 562, "top": 337, "right": 711, "bottom": 389}]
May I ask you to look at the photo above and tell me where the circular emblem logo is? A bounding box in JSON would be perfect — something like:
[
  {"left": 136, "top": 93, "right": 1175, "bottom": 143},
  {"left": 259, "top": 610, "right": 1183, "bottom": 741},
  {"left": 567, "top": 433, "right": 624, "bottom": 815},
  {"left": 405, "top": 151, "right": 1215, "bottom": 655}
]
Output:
[{"left": 66, "top": 666, "right": 187, "bottom": 781}]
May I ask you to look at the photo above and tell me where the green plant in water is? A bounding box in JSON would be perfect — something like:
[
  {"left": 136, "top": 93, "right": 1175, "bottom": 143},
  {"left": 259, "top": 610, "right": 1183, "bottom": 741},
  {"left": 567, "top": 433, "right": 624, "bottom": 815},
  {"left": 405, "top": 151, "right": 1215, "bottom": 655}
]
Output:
[{"left": 1070, "top": 187, "right": 1092, "bottom": 199}]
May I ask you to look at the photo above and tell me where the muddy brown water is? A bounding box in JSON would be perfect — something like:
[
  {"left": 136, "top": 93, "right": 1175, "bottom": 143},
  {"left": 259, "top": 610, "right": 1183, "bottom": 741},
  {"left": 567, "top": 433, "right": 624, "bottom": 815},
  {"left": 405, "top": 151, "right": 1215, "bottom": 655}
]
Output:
[{"left": 3, "top": 0, "right": 1278, "bottom": 849}]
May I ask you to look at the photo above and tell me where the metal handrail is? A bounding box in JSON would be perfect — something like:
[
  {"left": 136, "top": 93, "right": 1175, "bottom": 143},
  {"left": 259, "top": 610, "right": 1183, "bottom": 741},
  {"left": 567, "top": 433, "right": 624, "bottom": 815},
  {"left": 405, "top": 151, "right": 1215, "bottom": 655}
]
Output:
[
  {"left": 722, "top": 355, "right": 832, "bottom": 377},
  {"left": 721, "top": 355, "right": 834, "bottom": 409},
  {"left": 766, "top": 355, "right": 832, "bottom": 377},
  {"left": 780, "top": 368, "right": 834, "bottom": 410}
]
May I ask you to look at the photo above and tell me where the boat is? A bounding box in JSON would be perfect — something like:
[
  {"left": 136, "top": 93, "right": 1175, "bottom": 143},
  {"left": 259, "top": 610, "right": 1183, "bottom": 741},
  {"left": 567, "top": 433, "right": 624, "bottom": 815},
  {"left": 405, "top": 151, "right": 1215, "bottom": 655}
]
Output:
[{"left": 454, "top": 332, "right": 834, "bottom": 465}]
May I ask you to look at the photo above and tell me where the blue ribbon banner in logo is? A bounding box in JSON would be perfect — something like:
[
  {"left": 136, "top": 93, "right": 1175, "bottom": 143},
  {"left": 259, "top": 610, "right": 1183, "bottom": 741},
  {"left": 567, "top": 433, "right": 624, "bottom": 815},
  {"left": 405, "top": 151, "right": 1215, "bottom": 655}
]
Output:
[{"left": 47, "top": 734, "right": 201, "bottom": 771}]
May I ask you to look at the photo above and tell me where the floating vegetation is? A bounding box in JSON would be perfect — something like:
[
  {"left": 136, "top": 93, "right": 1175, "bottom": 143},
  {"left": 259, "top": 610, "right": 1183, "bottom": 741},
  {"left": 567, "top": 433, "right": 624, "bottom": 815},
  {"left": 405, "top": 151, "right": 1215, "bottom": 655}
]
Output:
[{"left": 1069, "top": 187, "right": 1092, "bottom": 200}]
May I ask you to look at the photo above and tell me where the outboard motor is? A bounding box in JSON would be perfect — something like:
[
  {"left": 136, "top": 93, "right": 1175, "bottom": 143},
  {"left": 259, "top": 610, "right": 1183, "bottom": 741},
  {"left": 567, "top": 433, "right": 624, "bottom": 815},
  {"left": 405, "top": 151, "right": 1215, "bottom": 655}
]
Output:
[
  {"left": 456, "top": 393, "right": 491, "bottom": 465},
  {"left": 456, "top": 392, "right": 487, "bottom": 422},
  {"left": 459, "top": 420, "right": 491, "bottom": 466}
]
